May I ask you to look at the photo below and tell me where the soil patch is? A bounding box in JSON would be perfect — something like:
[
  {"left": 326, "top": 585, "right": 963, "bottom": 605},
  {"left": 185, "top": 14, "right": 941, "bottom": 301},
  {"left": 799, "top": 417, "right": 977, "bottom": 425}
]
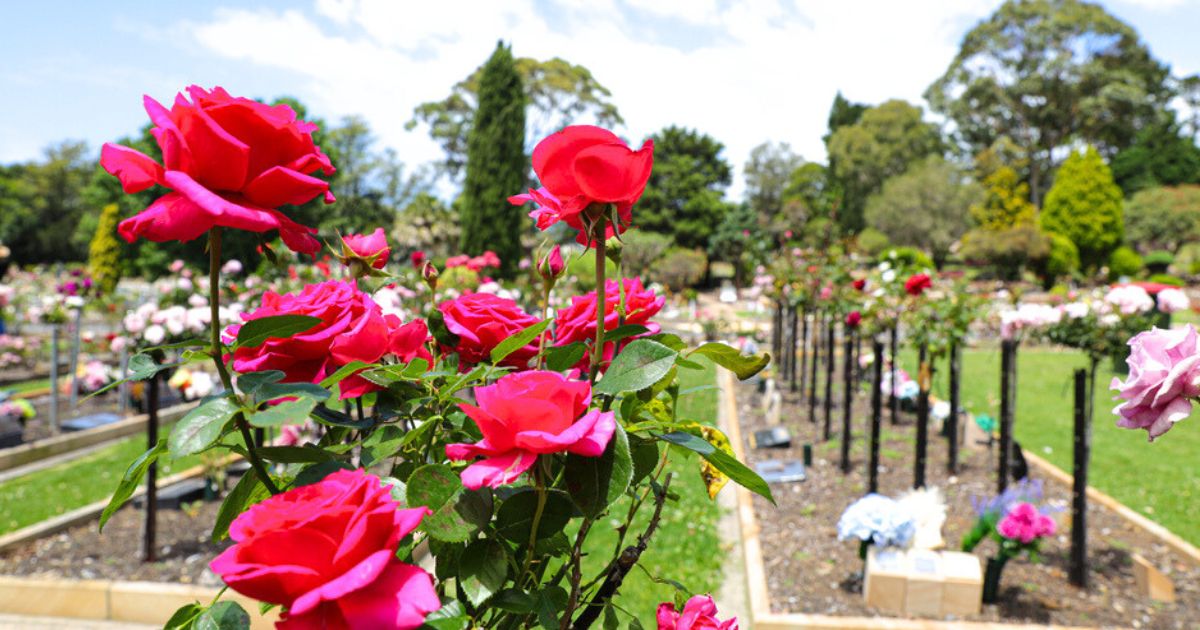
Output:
[{"left": 737, "top": 377, "right": 1200, "bottom": 629}]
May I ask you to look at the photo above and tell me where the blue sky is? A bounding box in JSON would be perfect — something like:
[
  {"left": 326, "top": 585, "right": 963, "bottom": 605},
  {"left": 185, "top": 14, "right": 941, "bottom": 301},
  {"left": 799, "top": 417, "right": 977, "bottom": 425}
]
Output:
[{"left": 3, "top": 0, "right": 1198, "bottom": 195}]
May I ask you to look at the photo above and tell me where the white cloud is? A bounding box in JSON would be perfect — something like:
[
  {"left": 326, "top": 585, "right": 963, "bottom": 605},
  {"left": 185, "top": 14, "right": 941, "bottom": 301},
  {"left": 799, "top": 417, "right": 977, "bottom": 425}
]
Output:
[{"left": 182, "top": 0, "right": 1004, "bottom": 198}]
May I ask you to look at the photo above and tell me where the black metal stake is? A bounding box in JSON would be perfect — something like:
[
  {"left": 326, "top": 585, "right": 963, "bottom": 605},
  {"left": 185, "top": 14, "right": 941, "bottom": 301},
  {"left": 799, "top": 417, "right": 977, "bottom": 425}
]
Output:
[
  {"left": 914, "top": 343, "right": 929, "bottom": 489},
  {"left": 948, "top": 342, "right": 961, "bottom": 474},
  {"left": 797, "top": 309, "right": 808, "bottom": 400},
  {"left": 889, "top": 325, "right": 899, "bottom": 425},
  {"left": 869, "top": 338, "right": 884, "bottom": 494},
  {"left": 998, "top": 339, "right": 1017, "bottom": 494},
  {"left": 840, "top": 329, "right": 854, "bottom": 473},
  {"left": 788, "top": 306, "right": 799, "bottom": 387},
  {"left": 142, "top": 374, "right": 159, "bottom": 562},
  {"left": 771, "top": 301, "right": 783, "bottom": 367},
  {"left": 808, "top": 312, "right": 821, "bottom": 424},
  {"left": 1069, "top": 368, "right": 1090, "bottom": 588},
  {"left": 823, "top": 322, "right": 835, "bottom": 440}
]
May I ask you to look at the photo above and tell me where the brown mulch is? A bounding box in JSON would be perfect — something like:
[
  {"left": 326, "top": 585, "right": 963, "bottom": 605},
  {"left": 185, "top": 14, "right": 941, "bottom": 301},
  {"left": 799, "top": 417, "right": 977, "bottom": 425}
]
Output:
[
  {"left": 736, "top": 377, "right": 1200, "bottom": 629},
  {"left": 0, "top": 500, "right": 229, "bottom": 587}
]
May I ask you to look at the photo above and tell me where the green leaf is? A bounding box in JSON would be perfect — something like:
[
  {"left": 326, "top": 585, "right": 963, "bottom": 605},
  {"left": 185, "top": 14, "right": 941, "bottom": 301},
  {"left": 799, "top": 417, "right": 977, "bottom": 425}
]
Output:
[
  {"left": 311, "top": 404, "right": 375, "bottom": 429},
  {"left": 688, "top": 342, "right": 770, "bottom": 380},
  {"left": 545, "top": 342, "right": 587, "bottom": 372},
  {"left": 195, "top": 601, "right": 250, "bottom": 630},
  {"left": 128, "top": 352, "right": 173, "bottom": 380},
  {"left": 564, "top": 423, "right": 632, "bottom": 518},
  {"left": 458, "top": 539, "right": 508, "bottom": 607},
  {"left": 293, "top": 460, "right": 354, "bottom": 487},
  {"left": 491, "top": 588, "right": 535, "bottom": 613},
  {"left": 318, "top": 360, "right": 372, "bottom": 388},
  {"left": 255, "top": 445, "right": 335, "bottom": 464},
  {"left": 164, "top": 603, "right": 204, "bottom": 630},
  {"left": 629, "top": 436, "right": 661, "bottom": 485},
  {"left": 212, "top": 469, "right": 268, "bottom": 542},
  {"left": 490, "top": 319, "right": 550, "bottom": 364},
  {"left": 604, "top": 324, "right": 650, "bottom": 343},
  {"left": 657, "top": 431, "right": 775, "bottom": 504},
  {"left": 535, "top": 586, "right": 568, "bottom": 629},
  {"left": 99, "top": 439, "right": 167, "bottom": 531},
  {"left": 361, "top": 425, "right": 406, "bottom": 467},
  {"left": 594, "top": 339, "right": 678, "bottom": 395},
  {"left": 239, "top": 370, "right": 330, "bottom": 404},
  {"left": 406, "top": 464, "right": 493, "bottom": 542},
  {"left": 495, "top": 489, "right": 575, "bottom": 543},
  {"left": 648, "top": 333, "right": 687, "bottom": 352},
  {"left": 247, "top": 398, "right": 316, "bottom": 428},
  {"left": 421, "top": 601, "right": 468, "bottom": 630},
  {"left": 235, "top": 315, "right": 322, "bottom": 349},
  {"left": 169, "top": 397, "right": 239, "bottom": 458}
]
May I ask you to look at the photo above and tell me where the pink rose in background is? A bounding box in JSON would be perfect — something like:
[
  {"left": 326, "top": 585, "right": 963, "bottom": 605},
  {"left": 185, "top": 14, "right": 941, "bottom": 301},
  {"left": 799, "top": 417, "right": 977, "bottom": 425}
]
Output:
[
  {"left": 210, "top": 470, "right": 439, "bottom": 629},
  {"left": 342, "top": 228, "right": 391, "bottom": 269},
  {"left": 996, "top": 502, "right": 1056, "bottom": 544},
  {"left": 554, "top": 278, "right": 665, "bottom": 369},
  {"left": 845, "top": 311, "right": 862, "bottom": 328},
  {"left": 445, "top": 371, "right": 615, "bottom": 489},
  {"left": 438, "top": 293, "right": 541, "bottom": 369},
  {"left": 410, "top": 250, "right": 427, "bottom": 270},
  {"left": 1111, "top": 325, "right": 1200, "bottom": 440},
  {"left": 445, "top": 255, "right": 471, "bottom": 269},
  {"left": 1156, "top": 288, "right": 1190, "bottom": 314},
  {"left": 656, "top": 595, "right": 738, "bottom": 630},
  {"left": 466, "top": 250, "right": 501, "bottom": 272},
  {"left": 101, "top": 86, "right": 334, "bottom": 254}
]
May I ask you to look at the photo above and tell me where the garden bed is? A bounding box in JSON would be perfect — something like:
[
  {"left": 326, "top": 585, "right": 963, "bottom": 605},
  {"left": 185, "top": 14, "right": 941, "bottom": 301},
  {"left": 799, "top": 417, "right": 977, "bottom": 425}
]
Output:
[{"left": 733, "top": 375, "right": 1200, "bottom": 628}]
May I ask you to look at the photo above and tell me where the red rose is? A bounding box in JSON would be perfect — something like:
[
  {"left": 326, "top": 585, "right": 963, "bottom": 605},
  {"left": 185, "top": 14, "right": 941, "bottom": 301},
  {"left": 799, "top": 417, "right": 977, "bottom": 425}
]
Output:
[
  {"left": 554, "top": 278, "right": 665, "bottom": 368},
  {"left": 438, "top": 293, "right": 541, "bottom": 369},
  {"left": 410, "top": 250, "right": 427, "bottom": 270},
  {"left": 446, "top": 371, "right": 615, "bottom": 489},
  {"left": 209, "top": 469, "right": 439, "bottom": 629},
  {"left": 341, "top": 228, "right": 390, "bottom": 270},
  {"left": 904, "top": 273, "right": 932, "bottom": 296},
  {"left": 852, "top": 279, "right": 866, "bottom": 292},
  {"left": 230, "top": 281, "right": 430, "bottom": 399},
  {"left": 845, "top": 311, "right": 862, "bottom": 328},
  {"left": 101, "top": 86, "right": 334, "bottom": 254},
  {"left": 510, "top": 125, "right": 653, "bottom": 245}
]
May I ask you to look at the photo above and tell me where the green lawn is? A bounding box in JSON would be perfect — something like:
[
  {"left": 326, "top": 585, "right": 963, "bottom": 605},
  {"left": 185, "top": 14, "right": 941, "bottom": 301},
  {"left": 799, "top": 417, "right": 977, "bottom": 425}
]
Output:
[
  {"left": 579, "top": 358, "right": 723, "bottom": 627},
  {"left": 900, "top": 345, "right": 1200, "bottom": 545},
  {"left": 5, "top": 377, "right": 50, "bottom": 395},
  {"left": 0, "top": 435, "right": 206, "bottom": 535}
]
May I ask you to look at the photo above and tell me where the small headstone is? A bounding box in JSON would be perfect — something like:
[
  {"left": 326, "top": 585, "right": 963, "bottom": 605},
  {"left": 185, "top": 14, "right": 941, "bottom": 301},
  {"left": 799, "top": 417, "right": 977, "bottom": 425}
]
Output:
[
  {"left": 754, "top": 459, "right": 805, "bottom": 483},
  {"left": 941, "top": 551, "right": 983, "bottom": 616},
  {"left": 60, "top": 412, "right": 121, "bottom": 432},
  {"left": 1132, "top": 553, "right": 1176, "bottom": 603},
  {"left": 761, "top": 378, "right": 776, "bottom": 413},
  {"left": 864, "top": 547, "right": 907, "bottom": 614},
  {"left": 0, "top": 415, "right": 22, "bottom": 449},
  {"left": 753, "top": 426, "right": 791, "bottom": 449},
  {"left": 905, "top": 550, "right": 944, "bottom": 616},
  {"left": 765, "top": 391, "right": 783, "bottom": 426}
]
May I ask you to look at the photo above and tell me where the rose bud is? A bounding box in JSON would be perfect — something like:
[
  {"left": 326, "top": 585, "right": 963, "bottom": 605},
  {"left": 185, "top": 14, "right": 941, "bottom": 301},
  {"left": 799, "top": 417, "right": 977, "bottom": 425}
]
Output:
[
  {"left": 846, "top": 311, "right": 862, "bottom": 328},
  {"left": 538, "top": 245, "right": 565, "bottom": 284},
  {"left": 421, "top": 261, "right": 439, "bottom": 292}
]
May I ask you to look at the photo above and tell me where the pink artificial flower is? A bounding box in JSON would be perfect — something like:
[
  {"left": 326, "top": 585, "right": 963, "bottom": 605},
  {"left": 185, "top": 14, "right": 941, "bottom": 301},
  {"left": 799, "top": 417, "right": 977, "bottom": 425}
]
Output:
[
  {"left": 209, "top": 470, "right": 439, "bottom": 629},
  {"left": 1111, "top": 325, "right": 1200, "bottom": 440},
  {"left": 342, "top": 228, "right": 391, "bottom": 270},
  {"left": 656, "top": 595, "right": 738, "bottom": 630},
  {"left": 996, "top": 502, "right": 1056, "bottom": 545},
  {"left": 101, "top": 86, "right": 334, "bottom": 254},
  {"left": 445, "top": 371, "right": 616, "bottom": 489}
]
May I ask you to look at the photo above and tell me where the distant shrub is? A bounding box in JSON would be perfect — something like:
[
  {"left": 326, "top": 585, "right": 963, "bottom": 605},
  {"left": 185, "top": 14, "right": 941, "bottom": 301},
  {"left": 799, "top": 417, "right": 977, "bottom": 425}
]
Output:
[
  {"left": 856, "top": 228, "right": 890, "bottom": 256},
  {"left": 1041, "top": 232, "right": 1080, "bottom": 287},
  {"left": 879, "top": 246, "right": 933, "bottom": 271},
  {"left": 1147, "top": 273, "right": 1185, "bottom": 287},
  {"left": 1144, "top": 250, "right": 1174, "bottom": 274},
  {"left": 652, "top": 248, "right": 708, "bottom": 292},
  {"left": 1108, "top": 246, "right": 1144, "bottom": 281}
]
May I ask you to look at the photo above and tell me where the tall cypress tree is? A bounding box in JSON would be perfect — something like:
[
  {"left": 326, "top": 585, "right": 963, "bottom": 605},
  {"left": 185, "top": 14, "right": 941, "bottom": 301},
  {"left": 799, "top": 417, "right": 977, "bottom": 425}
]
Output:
[{"left": 459, "top": 41, "right": 527, "bottom": 278}]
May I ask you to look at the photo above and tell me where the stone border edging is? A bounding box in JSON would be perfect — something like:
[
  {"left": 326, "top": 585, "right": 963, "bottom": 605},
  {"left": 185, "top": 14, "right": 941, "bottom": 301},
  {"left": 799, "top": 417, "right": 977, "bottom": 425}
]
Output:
[
  {"left": 1021, "top": 449, "right": 1200, "bottom": 566},
  {"left": 716, "top": 368, "right": 1096, "bottom": 630},
  {"left": 0, "top": 402, "right": 194, "bottom": 473},
  {"left": 0, "top": 453, "right": 238, "bottom": 553},
  {"left": 0, "top": 575, "right": 277, "bottom": 629}
]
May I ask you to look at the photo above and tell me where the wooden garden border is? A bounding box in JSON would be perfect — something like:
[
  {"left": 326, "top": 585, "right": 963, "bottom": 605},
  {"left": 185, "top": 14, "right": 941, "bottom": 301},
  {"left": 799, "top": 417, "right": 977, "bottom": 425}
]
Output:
[
  {"left": 718, "top": 368, "right": 1109, "bottom": 630},
  {"left": 0, "top": 402, "right": 193, "bottom": 473}
]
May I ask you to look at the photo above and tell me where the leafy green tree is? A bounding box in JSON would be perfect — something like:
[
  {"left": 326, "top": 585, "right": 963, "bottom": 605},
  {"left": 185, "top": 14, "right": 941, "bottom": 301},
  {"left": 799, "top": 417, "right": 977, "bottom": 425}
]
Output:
[
  {"left": 1123, "top": 185, "right": 1200, "bottom": 254},
  {"left": 621, "top": 230, "right": 673, "bottom": 282},
  {"left": 707, "top": 201, "right": 762, "bottom": 284},
  {"left": 863, "top": 157, "right": 982, "bottom": 268},
  {"left": 88, "top": 203, "right": 123, "bottom": 294},
  {"left": 743, "top": 142, "right": 802, "bottom": 234},
  {"left": 635, "top": 126, "right": 734, "bottom": 250},
  {"left": 1039, "top": 146, "right": 1124, "bottom": 271},
  {"left": 393, "top": 193, "right": 461, "bottom": 260},
  {"left": 410, "top": 56, "right": 622, "bottom": 179},
  {"left": 971, "top": 165, "right": 1036, "bottom": 230},
  {"left": 926, "top": 0, "right": 1171, "bottom": 205},
  {"left": 961, "top": 223, "right": 1050, "bottom": 281},
  {"left": 3, "top": 141, "right": 93, "bottom": 264},
  {"left": 826, "top": 100, "right": 944, "bottom": 232},
  {"left": 1110, "top": 115, "right": 1200, "bottom": 196},
  {"left": 823, "top": 91, "right": 867, "bottom": 146},
  {"left": 459, "top": 42, "right": 527, "bottom": 277},
  {"left": 781, "top": 162, "right": 834, "bottom": 230},
  {"left": 1040, "top": 232, "right": 1080, "bottom": 287},
  {"left": 320, "top": 116, "right": 426, "bottom": 236}
]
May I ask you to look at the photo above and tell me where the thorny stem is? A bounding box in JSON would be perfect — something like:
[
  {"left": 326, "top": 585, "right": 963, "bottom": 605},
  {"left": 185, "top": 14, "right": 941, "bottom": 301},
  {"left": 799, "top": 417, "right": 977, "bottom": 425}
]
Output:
[
  {"left": 208, "top": 228, "right": 280, "bottom": 495},
  {"left": 590, "top": 216, "right": 607, "bottom": 386},
  {"left": 520, "top": 459, "right": 550, "bottom": 585},
  {"left": 537, "top": 282, "right": 552, "bottom": 369},
  {"left": 560, "top": 518, "right": 594, "bottom": 630}
]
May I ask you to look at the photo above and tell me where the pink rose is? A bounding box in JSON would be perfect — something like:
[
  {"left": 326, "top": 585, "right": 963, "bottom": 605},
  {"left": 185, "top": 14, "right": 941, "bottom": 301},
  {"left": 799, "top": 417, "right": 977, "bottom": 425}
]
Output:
[
  {"left": 209, "top": 470, "right": 439, "bottom": 629},
  {"left": 410, "top": 250, "right": 427, "bottom": 270},
  {"left": 996, "top": 502, "right": 1056, "bottom": 545},
  {"left": 466, "top": 251, "right": 501, "bottom": 272},
  {"left": 657, "top": 595, "right": 738, "bottom": 630},
  {"left": 445, "top": 371, "right": 615, "bottom": 489},
  {"left": 509, "top": 125, "right": 654, "bottom": 245},
  {"left": 554, "top": 278, "right": 665, "bottom": 368},
  {"left": 445, "top": 255, "right": 470, "bottom": 269},
  {"left": 342, "top": 228, "right": 390, "bottom": 270},
  {"left": 1111, "top": 325, "right": 1200, "bottom": 440},
  {"left": 438, "top": 293, "right": 541, "bottom": 369},
  {"left": 102, "top": 86, "right": 334, "bottom": 254},
  {"left": 845, "top": 311, "right": 862, "bottom": 328},
  {"left": 230, "top": 281, "right": 429, "bottom": 400}
]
